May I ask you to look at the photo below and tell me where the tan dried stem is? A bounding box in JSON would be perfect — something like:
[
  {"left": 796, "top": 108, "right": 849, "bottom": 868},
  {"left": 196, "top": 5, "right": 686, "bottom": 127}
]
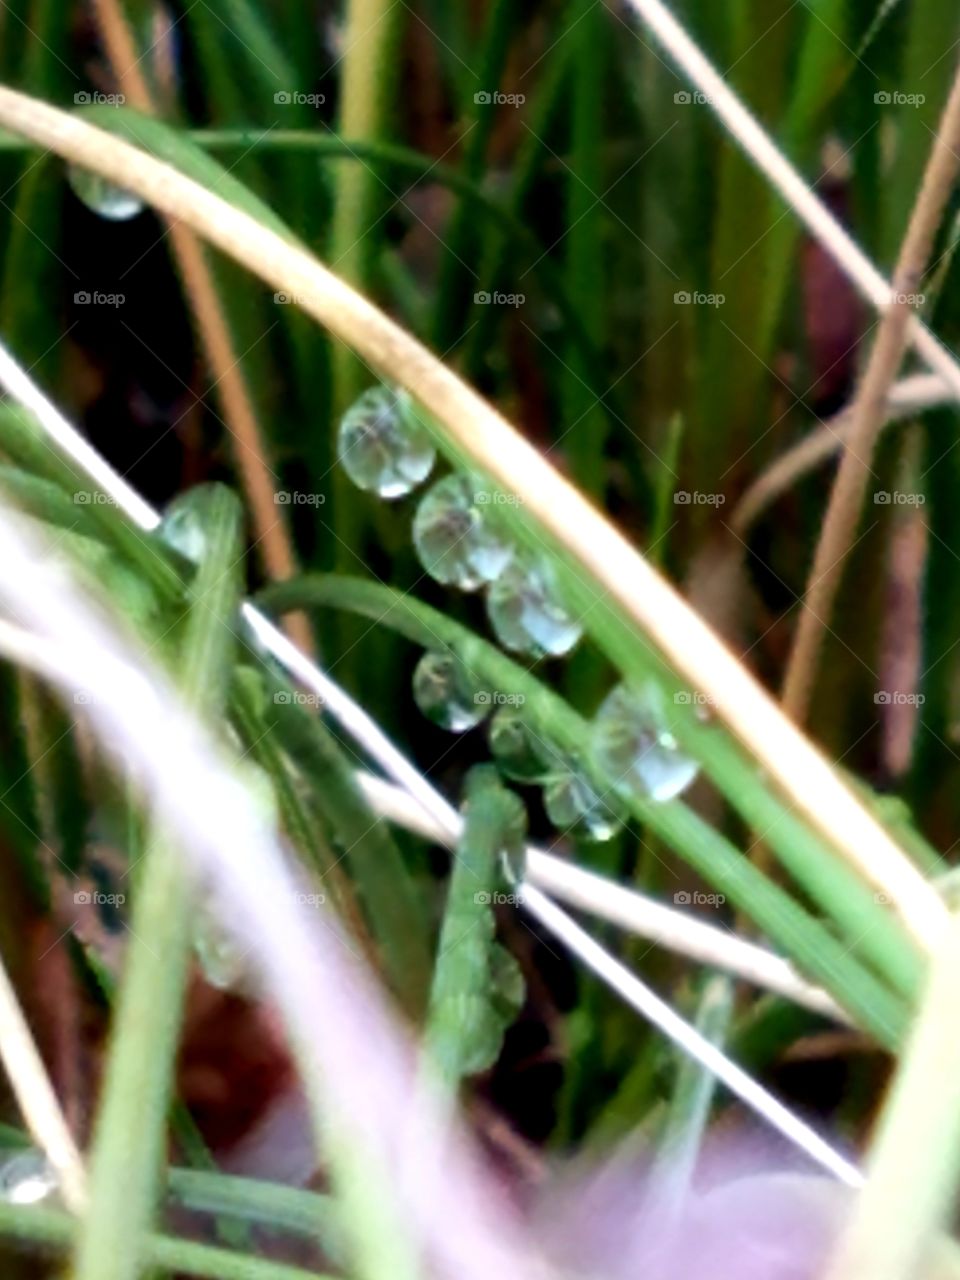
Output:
[
  {"left": 91, "top": 0, "right": 312, "bottom": 655},
  {"left": 781, "top": 58, "right": 960, "bottom": 724},
  {"left": 0, "top": 85, "right": 945, "bottom": 947}
]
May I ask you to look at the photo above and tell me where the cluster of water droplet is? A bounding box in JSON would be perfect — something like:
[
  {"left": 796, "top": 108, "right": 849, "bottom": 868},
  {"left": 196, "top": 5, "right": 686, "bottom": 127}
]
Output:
[
  {"left": 336, "top": 386, "right": 700, "bottom": 841},
  {"left": 338, "top": 384, "right": 583, "bottom": 659},
  {"left": 487, "top": 707, "right": 623, "bottom": 841}
]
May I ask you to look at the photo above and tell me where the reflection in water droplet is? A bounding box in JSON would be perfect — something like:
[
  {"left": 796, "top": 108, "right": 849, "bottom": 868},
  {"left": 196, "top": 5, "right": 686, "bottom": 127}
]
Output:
[
  {"left": 543, "top": 769, "right": 622, "bottom": 842},
  {"left": 488, "top": 706, "right": 565, "bottom": 782},
  {"left": 68, "top": 166, "right": 145, "bottom": 221},
  {"left": 412, "top": 651, "right": 486, "bottom": 732},
  {"left": 338, "top": 386, "right": 436, "bottom": 498},
  {"left": 413, "top": 473, "right": 514, "bottom": 590},
  {"left": 0, "top": 1150, "right": 58, "bottom": 1205},
  {"left": 194, "top": 910, "right": 246, "bottom": 990},
  {"left": 488, "top": 707, "right": 549, "bottom": 781},
  {"left": 194, "top": 761, "right": 276, "bottom": 989},
  {"left": 592, "top": 681, "right": 699, "bottom": 802},
  {"left": 159, "top": 499, "right": 207, "bottom": 565},
  {"left": 486, "top": 555, "right": 583, "bottom": 657}
]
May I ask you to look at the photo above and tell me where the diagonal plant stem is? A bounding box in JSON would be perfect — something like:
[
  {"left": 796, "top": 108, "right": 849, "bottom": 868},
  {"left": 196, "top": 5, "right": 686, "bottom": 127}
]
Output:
[
  {"left": 357, "top": 770, "right": 847, "bottom": 1022},
  {"left": 91, "top": 0, "right": 312, "bottom": 655},
  {"left": 0, "top": 535, "right": 863, "bottom": 1192},
  {"left": 0, "top": 955, "right": 86, "bottom": 1211},
  {"left": 522, "top": 885, "right": 863, "bottom": 1187},
  {"left": 0, "top": 89, "right": 943, "bottom": 946},
  {"left": 781, "top": 55, "right": 960, "bottom": 724},
  {"left": 731, "top": 373, "right": 952, "bottom": 536}
]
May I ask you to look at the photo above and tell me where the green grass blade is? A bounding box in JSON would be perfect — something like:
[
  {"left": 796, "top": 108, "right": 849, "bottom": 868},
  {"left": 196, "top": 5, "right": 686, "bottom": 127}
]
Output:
[
  {"left": 261, "top": 679, "right": 434, "bottom": 1015},
  {"left": 423, "top": 765, "right": 525, "bottom": 1091},
  {"left": 0, "top": 1201, "right": 333, "bottom": 1280},
  {"left": 73, "top": 485, "right": 244, "bottom": 1280},
  {"left": 166, "top": 1167, "right": 343, "bottom": 1259},
  {"left": 258, "top": 574, "right": 911, "bottom": 1046}
]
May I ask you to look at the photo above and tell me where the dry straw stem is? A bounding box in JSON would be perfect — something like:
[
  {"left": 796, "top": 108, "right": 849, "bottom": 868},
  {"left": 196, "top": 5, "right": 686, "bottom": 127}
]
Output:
[
  {"left": 782, "top": 57, "right": 960, "bottom": 724},
  {"left": 90, "top": 0, "right": 312, "bottom": 656},
  {"left": 0, "top": 90, "right": 945, "bottom": 949},
  {"left": 731, "top": 373, "right": 950, "bottom": 536},
  {"left": 622, "top": 0, "right": 960, "bottom": 401},
  {"left": 0, "top": 947, "right": 86, "bottom": 1212}
]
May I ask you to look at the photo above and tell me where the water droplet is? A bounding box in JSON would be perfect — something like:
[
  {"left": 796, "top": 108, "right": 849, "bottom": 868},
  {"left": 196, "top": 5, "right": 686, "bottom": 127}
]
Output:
[
  {"left": 158, "top": 498, "right": 207, "bottom": 565},
  {"left": 543, "top": 769, "right": 622, "bottom": 842},
  {"left": 194, "top": 760, "right": 276, "bottom": 989},
  {"left": 413, "top": 473, "right": 514, "bottom": 590},
  {"left": 488, "top": 706, "right": 558, "bottom": 782},
  {"left": 412, "top": 651, "right": 486, "bottom": 732},
  {"left": 338, "top": 386, "right": 435, "bottom": 498},
  {"left": 68, "top": 166, "right": 145, "bottom": 221},
  {"left": 194, "top": 910, "right": 246, "bottom": 991},
  {"left": 486, "top": 555, "right": 583, "bottom": 657},
  {"left": 0, "top": 1150, "right": 58, "bottom": 1205},
  {"left": 592, "top": 681, "right": 699, "bottom": 802}
]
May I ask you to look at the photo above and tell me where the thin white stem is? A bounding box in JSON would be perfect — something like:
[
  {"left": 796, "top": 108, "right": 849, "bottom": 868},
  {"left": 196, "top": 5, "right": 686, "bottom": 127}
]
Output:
[
  {"left": 0, "top": 336, "right": 846, "bottom": 1021},
  {"left": 0, "top": 948, "right": 86, "bottom": 1212},
  {"left": 622, "top": 0, "right": 960, "bottom": 400},
  {"left": 0, "top": 98, "right": 944, "bottom": 943},
  {"left": 357, "top": 771, "right": 847, "bottom": 1022},
  {"left": 521, "top": 885, "right": 864, "bottom": 1189},
  {"left": 0, "top": 346, "right": 857, "bottom": 1182},
  {"left": 0, "top": 594, "right": 857, "bottom": 1192}
]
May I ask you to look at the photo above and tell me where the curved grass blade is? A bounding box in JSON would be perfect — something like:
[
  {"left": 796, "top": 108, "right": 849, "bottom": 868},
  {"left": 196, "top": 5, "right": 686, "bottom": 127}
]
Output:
[{"left": 258, "top": 574, "right": 911, "bottom": 1047}]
